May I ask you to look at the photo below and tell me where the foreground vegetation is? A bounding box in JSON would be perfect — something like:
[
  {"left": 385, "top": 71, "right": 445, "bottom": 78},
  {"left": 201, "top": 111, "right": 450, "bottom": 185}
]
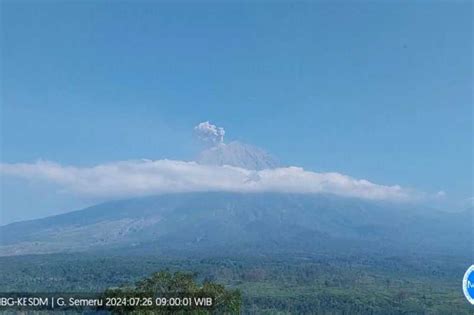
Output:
[{"left": 0, "top": 252, "right": 471, "bottom": 314}]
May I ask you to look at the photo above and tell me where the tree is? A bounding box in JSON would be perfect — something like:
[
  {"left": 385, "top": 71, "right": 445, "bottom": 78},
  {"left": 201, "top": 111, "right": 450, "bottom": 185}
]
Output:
[{"left": 101, "top": 270, "right": 241, "bottom": 314}]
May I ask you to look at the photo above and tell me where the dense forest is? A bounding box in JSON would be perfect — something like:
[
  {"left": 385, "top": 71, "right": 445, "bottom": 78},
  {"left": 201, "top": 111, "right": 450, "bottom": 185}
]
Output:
[{"left": 0, "top": 252, "right": 471, "bottom": 314}]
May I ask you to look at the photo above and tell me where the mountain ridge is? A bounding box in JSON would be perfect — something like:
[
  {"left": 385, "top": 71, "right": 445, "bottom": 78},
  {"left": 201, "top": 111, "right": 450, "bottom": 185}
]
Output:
[
  {"left": 0, "top": 192, "right": 470, "bottom": 257},
  {"left": 197, "top": 141, "right": 280, "bottom": 170}
]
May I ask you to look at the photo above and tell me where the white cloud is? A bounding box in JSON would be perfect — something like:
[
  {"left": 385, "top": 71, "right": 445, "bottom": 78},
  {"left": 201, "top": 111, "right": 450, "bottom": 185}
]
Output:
[{"left": 0, "top": 159, "right": 413, "bottom": 201}]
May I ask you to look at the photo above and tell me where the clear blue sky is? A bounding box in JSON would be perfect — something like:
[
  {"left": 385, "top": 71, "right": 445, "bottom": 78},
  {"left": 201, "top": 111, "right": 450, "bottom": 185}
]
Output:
[{"left": 1, "top": 1, "right": 472, "bottom": 223}]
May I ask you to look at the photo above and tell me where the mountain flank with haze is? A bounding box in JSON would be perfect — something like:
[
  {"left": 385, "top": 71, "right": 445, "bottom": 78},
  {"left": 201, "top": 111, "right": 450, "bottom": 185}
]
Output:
[{"left": 0, "top": 192, "right": 469, "bottom": 257}]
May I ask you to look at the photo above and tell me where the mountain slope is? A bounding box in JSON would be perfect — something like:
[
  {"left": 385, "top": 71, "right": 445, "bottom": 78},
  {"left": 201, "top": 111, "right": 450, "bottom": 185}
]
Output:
[
  {"left": 0, "top": 192, "right": 470, "bottom": 257},
  {"left": 197, "top": 141, "right": 279, "bottom": 170}
]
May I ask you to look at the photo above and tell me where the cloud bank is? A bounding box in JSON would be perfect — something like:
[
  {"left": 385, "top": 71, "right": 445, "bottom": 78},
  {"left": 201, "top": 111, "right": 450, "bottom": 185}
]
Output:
[{"left": 0, "top": 160, "right": 413, "bottom": 201}]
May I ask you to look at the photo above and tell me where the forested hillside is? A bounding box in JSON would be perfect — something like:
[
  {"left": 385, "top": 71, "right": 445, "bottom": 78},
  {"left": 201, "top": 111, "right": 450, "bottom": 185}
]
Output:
[{"left": 0, "top": 253, "right": 470, "bottom": 314}]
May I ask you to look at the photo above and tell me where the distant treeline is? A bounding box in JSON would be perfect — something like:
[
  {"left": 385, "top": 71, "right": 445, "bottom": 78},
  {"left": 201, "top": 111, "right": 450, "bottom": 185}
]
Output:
[{"left": 0, "top": 253, "right": 471, "bottom": 314}]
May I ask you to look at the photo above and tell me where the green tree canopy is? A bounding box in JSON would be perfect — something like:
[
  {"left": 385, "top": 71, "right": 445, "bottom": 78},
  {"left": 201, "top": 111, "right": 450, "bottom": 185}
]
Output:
[{"left": 103, "top": 270, "right": 241, "bottom": 314}]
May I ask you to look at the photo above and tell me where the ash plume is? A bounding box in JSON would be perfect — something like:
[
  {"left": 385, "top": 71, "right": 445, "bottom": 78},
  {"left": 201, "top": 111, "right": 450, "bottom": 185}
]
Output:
[{"left": 194, "top": 121, "right": 225, "bottom": 146}]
